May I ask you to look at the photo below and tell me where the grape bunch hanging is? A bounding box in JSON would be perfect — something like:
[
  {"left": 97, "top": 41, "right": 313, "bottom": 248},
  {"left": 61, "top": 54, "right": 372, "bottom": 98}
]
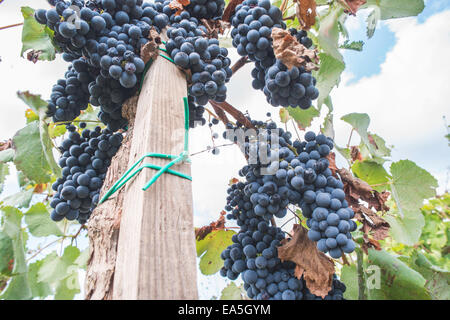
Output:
[
  {"left": 218, "top": 118, "right": 356, "bottom": 299},
  {"left": 34, "top": 0, "right": 354, "bottom": 301}
]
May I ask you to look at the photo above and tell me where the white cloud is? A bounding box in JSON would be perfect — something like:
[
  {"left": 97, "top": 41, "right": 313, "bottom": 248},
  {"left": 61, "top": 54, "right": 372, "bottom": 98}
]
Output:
[{"left": 331, "top": 10, "right": 450, "bottom": 191}]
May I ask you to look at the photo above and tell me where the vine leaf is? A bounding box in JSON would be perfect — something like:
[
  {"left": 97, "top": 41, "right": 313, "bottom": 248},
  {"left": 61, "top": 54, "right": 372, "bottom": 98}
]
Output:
[
  {"left": 220, "top": 282, "right": 244, "bottom": 300},
  {"left": 196, "top": 229, "right": 235, "bottom": 275},
  {"left": 1, "top": 189, "right": 34, "bottom": 209},
  {"left": 366, "top": 6, "right": 380, "bottom": 38},
  {"left": 367, "top": 248, "right": 430, "bottom": 300},
  {"left": 271, "top": 28, "right": 319, "bottom": 71},
  {"left": 0, "top": 231, "right": 14, "bottom": 275},
  {"left": 340, "top": 264, "right": 358, "bottom": 300},
  {"left": 317, "top": 5, "right": 344, "bottom": 63},
  {"left": 363, "top": 0, "right": 425, "bottom": 20},
  {"left": 37, "top": 245, "right": 81, "bottom": 300},
  {"left": 295, "top": 0, "right": 317, "bottom": 30},
  {"left": 343, "top": 0, "right": 367, "bottom": 14},
  {"left": 169, "top": 0, "right": 190, "bottom": 16},
  {"left": 409, "top": 252, "right": 450, "bottom": 300},
  {"left": 0, "top": 206, "right": 32, "bottom": 300},
  {"left": 0, "top": 163, "right": 9, "bottom": 195},
  {"left": 0, "top": 149, "right": 14, "bottom": 163},
  {"left": 386, "top": 160, "right": 437, "bottom": 246},
  {"left": 277, "top": 224, "right": 335, "bottom": 298},
  {"left": 351, "top": 160, "right": 390, "bottom": 191},
  {"left": 195, "top": 210, "right": 226, "bottom": 241},
  {"left": 339, "top": 40, "right": 364, "bottom": 51},
  {"left": 24, "top": 203, "right": 63, "bottom": 237},
  {"left": 287, "top": 106, "right": 319, "bottom": 130},
  {"left": 28, "top": 259, "right": 52, "bottom": 299},
  {"left": 12, "top": 121, "right": 53, "bottom": 184},
  {"left": 316, "top": 53, "right": 345, "bottom": 109},
  {"left": 20, "top": 7, "right": 58, "bottom": 62}
]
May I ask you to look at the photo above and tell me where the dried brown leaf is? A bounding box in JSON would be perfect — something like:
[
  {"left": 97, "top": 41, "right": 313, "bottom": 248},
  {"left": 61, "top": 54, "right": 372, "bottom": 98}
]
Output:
[
  {"left": 326, "top": 152, "right": 338, "bottom": 176},
  {"left": 350, "top": 146, "right": 363, "bottom": 162},
  {"left": 295, "top": 0, "right": 317, "bottom": 30},
  {"left": 199, "top": 19, "right": 229, "bottom": 38},
  {"left": 195, "top": 211, "right": 227, "bottom": 241},
  {"left": 169, "top": 0, "right": 190, "bottom": 15},
  {"left": 26, "top": 50, "right": 41, "bottom": 64},
  {"left": 141, "top": 28, "right": 160, "bottom": 64},
  {"left": 355, "top": 204, "right": 390, "bottom": 243},
  {"left": 277, "top": 224, "right": 335, "bottom": 298},
  {"left": 343, "top": 0, "right": 366, "bottom": 14},
  {"left": 271, "top": 27, "right": 319, "bottom": 71},
  {"left": 0, "top": 139, "right": 12, "bottom": 151}
]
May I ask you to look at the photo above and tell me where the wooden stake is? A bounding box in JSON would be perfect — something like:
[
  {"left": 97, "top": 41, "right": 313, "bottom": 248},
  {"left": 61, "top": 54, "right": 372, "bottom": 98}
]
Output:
[{"left": 111, "top": 54, "right": 198, "bottom": 299}]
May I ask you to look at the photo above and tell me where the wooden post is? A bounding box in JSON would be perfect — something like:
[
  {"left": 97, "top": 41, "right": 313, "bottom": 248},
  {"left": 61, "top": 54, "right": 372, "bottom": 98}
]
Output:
[{"left": 110, "top": 54, "right": 198, "bottom": 299}]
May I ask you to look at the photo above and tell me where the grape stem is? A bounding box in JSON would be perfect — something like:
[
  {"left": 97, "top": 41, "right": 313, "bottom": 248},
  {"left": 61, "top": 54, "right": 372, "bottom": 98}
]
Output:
[
  {"left": 189, "top": 142, "right": 235, "bottom": 157},
  {"left": 356, "top": 248, "right": 367, "bottom": 300},
  {"left": 282, "top": 14, "right": 296, "bottom": 21},
  {"left": 230, "top": 56, "right": 250, "bottom": 75}
]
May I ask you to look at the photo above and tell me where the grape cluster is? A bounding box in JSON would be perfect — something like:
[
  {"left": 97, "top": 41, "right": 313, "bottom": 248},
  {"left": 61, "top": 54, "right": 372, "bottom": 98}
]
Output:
[
  {"left": 230, "top": 0, "right": 318, "bottom": 109},
  {"left": 263, "top": 59, "right": 319, "bottom": 109},
  {"left": 34, "top": 0, "right": 170, "bottom": 130},
  {"left": 219, "top": 119, "right": 355, "bottom": 299},
  {"left": 46, "top": 59, "right": 93, "bottom": 122},
  {"left": 165, "top": 9, "right": 232, "bottom": 105},
  {"left": 187, "top": 96, "right": 206, "bottom": 128},
  {"left": 220, "top": 163, "right": 346, "bottom": 298},
  {"left": 231, "top": 0, "right": 284, "bottom": 62},
  {"left": 50, "top": 123, "right": 123, "bottom": 224},
  {"left": 186, "top": 0, "right": 225, "bottom": 20},
  {"left": 288, "top": 27, "right": 313, "bottom": 48}
]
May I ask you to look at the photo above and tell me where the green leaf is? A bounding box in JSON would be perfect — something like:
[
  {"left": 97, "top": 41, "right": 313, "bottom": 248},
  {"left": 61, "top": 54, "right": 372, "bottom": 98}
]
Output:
[
  {"left": 0, "top": 150, "right": 15, "bottom": 163},
  {"left": 28, "top": 259, "right": 52, "bottom": 299},
  {"left": 366, "top": 7, "right": 380, "bottom": 38},
  {"left": 386, "top": 160, "right": 438, "bottom": 245},
  {"left": 368, "top": 132, "right": 391, "bottom": 158},
  {"left": 20, "top": 7, "right": 58, "bottom": 61},
  {"left": 220, "top": 282, "right": 243, "bottom": 300},
  {"left": 287, "top": 106, "right": 320, "bottom": 129},
  {"left": 341, "top": 112, "right": 371, "bottom": 147},
  {"left": 54, "top": 271, "right": 80, "bottom": 300},
  {"left": 1, "top": 189, "right": 34, "bottom": 208},
  {"left": 12, "top": 121, "right": 53, "bottom": 183},
  {"left": 39, "top": 116, "right": 61, "bottom": 177},
  {"left": 316, "top": 53, "right": 345, "bottom": 108},
  {"left": 196, "top": 229, "right": 235, "bottom": 275},
  {"left": 25, "top": 203, "right": 63, "bottom": 237},
  {"left": 367, "top": 248, "right": 430, "bottom": 300},
  {"left": 74, "top": 249, "right": 89, "bottom": 270},
  {"left": 48, "top": 123, "right": 67, "bottom": 139},
  {"left": 38, "top": 246, "right": 81, "bottom": 285},
  {"left": 364, "top": 0, "right": 425, "bottom": 20},
  {"left": 410, "top": 252, "right": 450, "bottom": 300},
  {"left": 340, "top": 264, "right": 358, "bottom": 300},
  {"left": 0, "top": 206, "right": 32, "bottom": 300},
  {"left": 0, "top": 163, "right": 9, "bottom": 195},
  {"left": 317, "top": 5, "right": 344, "bottom": 63},
  {"left": 339, "top": 40, "right": 364, "bottom": 51},
  {"left": 17, "top": 91, "right": 48, "bottom": 115},
  {"left": 0, "top": 231, "right": 14, "bottom": 275},
  {"left": 351, "top": 160, "right": 390, "bottom": 191}
]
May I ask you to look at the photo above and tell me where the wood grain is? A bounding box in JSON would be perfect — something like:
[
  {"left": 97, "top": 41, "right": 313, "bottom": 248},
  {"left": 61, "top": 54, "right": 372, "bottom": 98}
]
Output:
[{"left": 112, "top": 54, "right": 198, "bottom": 299}]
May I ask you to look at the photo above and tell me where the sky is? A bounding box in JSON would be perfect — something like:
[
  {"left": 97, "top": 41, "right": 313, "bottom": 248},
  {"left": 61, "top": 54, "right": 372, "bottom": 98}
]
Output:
[{"left": 0, "top": 0, "right": 449, "bottom": 300}]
